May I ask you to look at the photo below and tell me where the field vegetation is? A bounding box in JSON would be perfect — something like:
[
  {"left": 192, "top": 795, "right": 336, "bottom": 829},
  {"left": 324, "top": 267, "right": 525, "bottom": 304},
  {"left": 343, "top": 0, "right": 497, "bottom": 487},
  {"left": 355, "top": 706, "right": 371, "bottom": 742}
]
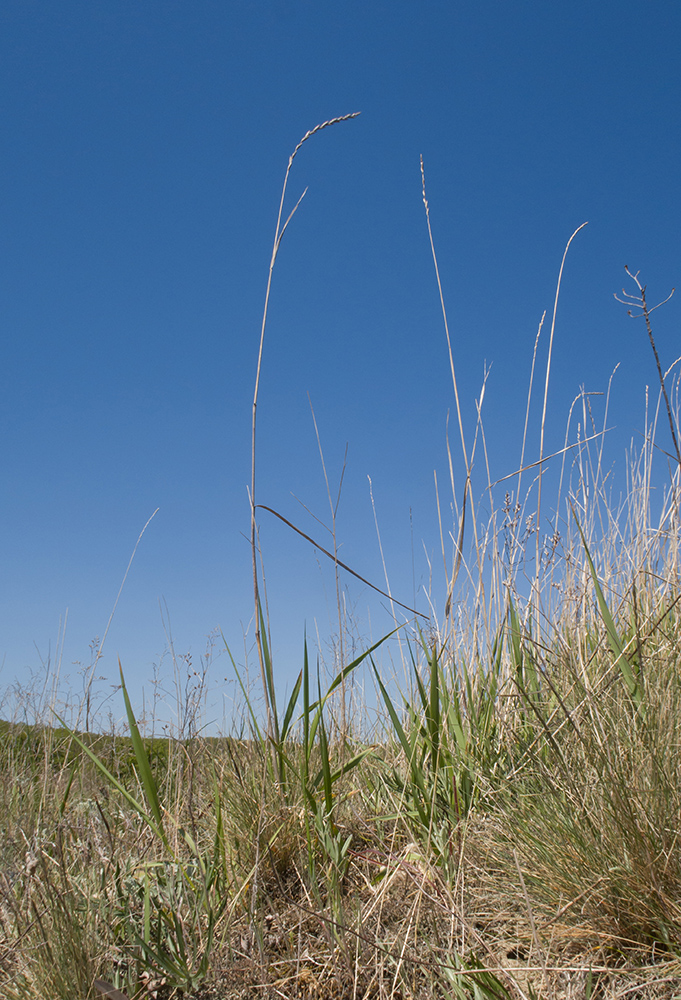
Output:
[{"left": 1, "top": 119, "right": 680, "bottom": 999}]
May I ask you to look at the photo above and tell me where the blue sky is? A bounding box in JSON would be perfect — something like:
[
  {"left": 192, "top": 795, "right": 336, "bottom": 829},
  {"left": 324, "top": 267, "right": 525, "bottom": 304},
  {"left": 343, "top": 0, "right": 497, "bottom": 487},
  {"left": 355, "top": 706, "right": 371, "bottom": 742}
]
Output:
[{"left": 1, "top": 1, "right": 679, "bottom": 730}]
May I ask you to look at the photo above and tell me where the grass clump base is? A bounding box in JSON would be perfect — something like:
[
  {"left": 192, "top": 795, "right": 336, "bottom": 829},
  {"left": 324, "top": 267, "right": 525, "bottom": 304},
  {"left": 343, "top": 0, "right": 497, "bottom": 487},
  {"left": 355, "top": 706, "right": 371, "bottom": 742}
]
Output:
[{"left": 2, "top": 443, "right": 681, "bottom": 1000}]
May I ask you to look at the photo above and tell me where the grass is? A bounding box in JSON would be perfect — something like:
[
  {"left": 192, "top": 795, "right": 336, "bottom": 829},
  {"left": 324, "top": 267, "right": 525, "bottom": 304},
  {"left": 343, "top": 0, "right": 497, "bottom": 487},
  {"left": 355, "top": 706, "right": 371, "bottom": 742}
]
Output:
[{"left": 1, "top": 121, "right": 681, "bottom": 998}]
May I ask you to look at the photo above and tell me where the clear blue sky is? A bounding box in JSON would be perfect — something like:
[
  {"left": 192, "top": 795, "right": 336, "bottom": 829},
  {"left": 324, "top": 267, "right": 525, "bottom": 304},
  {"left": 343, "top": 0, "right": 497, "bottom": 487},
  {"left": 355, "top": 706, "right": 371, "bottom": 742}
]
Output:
[{"left": 1, "top": 1, "right": 679, "bottom": 730}]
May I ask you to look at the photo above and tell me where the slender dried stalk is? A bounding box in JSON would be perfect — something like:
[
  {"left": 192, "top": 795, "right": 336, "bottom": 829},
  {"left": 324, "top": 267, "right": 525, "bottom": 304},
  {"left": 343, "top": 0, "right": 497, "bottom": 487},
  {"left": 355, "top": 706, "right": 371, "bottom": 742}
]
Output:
[
  {"left": 420, "top": 156, "right": 473, "bottom": 621},
  {"left": 534, "top": 222, "right": 588, "bottom": 635},
  {"left": 250, "top": 113, "right": 360, "bottom": 742},
  {"left": 615, "top": 268, "right": 679, "bottom": 467}
]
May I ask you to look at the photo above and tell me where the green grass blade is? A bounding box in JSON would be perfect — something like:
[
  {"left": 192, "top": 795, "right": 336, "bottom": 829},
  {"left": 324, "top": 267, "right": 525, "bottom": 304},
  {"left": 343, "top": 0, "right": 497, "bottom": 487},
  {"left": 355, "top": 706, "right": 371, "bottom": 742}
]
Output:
[
  {"left": 372, "top": 659, "right": 427, "bottom": 803},
  {"left": 130, "top": 930, "right": 186, "bottom": 982},
  {"left": 428, "top": 645, "right": 441, "bottom": 771},
  {"left": 316, "top": 666, "right": 334, "bottom": 816},
  {"left": 258, "top": 600, "right": 280, "bottom": 745},
  {"left": 302, "top": 634, "right": 311, "bottom": 779},
  {"left": 51, "top": 710, "right": 165, "bottom": 842},
  {"left": 313, "top": 745, "right": 373, "bottom": 789},
  {"left": 144, "top": 868, "right": 151, "bottom": 947},
  {"left": 119, "top": 662, "right": 167, "bottom": 842},
  {"left": 571, "top": 507, "right": 643, "bottom": 713},
  {"left": 307, "top": 626, "right": 404, "bottom": 750},
  {"left": 211, "top": 762, "right": 228, "bottom": 889},
  {"left": 221, "top": 632, "right": 264, "bottom": 742},
  {"left": 312, "top": 625, "right": 404, "bottom": 712},
  {"left": 280, "top": 669, "right": 302, "bottom": 742},
  {"left": 58, "top": 764, "right": 77, "bottom": 818},
  {"left": 371, "top": 661, "right": 412, "bottom": 762}
]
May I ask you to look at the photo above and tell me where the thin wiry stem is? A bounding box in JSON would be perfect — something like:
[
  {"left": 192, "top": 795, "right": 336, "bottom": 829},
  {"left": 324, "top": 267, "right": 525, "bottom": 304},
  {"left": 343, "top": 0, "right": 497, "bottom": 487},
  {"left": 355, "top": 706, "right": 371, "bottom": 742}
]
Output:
[
  {"left": 255, "top": 503, "right": 426, "bottom": 618},
  {"left": 615, "top": 269, "right": 680, "bottom": 468},
  {"left": 516, "top": 311, "right": 545, "bottom": 526},
  {"left": 420, "top": 156, "right": 473, "bottom": 621},
  {"left": 420, "top": 157, "right": 469, "bottom": 476},
  {"left": 81, "top": 507, "right": 159, "bottom": 732},
  {"left": 250, "top": 113, "right": 360, "bottom": 742},
  {"left": 309, "top": 394, "right": 349, "bottom": 737},
  {"left": 534, "top": 222, "right": 588, "bottom": 636}
]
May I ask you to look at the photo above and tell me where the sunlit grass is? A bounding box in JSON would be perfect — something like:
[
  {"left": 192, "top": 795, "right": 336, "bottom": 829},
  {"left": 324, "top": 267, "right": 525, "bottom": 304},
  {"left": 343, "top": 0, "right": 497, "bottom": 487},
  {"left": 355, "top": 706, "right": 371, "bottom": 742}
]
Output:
[
  {"left": 2, "top": 316, "right": 680, "bottom": 1000},
  {"left": 1, "top": 121, "right": 680, "bottom": 998}
]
